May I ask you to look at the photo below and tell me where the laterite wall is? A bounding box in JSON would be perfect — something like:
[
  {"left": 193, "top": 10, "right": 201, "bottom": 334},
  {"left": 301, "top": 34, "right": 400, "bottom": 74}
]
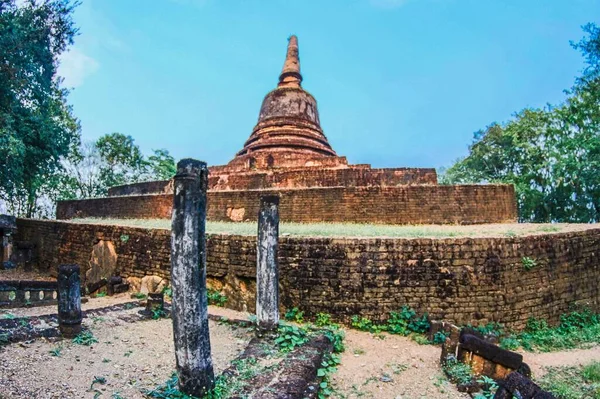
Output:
[
  {"left": 15, "top": 219, "right": 600, "bottom": 329},
  {"left": 56, "top": 184, "right": 518, "bottom": 225}
]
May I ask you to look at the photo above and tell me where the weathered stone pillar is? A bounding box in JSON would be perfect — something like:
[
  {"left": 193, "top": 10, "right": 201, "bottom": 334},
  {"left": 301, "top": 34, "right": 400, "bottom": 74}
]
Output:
[
  {"left": 256, "top": 195, "right": 280, "bottom": 333},
  {"left": 170, "top": 159, "right": 214, "bottom": 396},
  {"left": 57, "top": 264, "right": 82, "bottom": 338}
]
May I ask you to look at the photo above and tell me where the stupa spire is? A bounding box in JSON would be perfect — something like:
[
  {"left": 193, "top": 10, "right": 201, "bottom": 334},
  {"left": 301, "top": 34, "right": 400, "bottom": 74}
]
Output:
[{"left": 278, "top": 35, "right": 302, "bottom": 88}]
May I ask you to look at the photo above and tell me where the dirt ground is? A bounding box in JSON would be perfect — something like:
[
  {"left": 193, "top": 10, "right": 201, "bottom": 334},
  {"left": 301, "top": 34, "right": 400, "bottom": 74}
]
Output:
[
  {"left": 0, "top": 298, "right": 252, "bottom": 399},
  {"left": 2, "top": 296, "right": 600, "bottom": 399}
]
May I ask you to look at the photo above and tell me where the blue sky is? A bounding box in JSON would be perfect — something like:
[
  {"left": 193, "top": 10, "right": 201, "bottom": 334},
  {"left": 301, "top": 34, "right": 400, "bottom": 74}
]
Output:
[{"left": 59, "top": 0, "right": 599, "bottom": 169}]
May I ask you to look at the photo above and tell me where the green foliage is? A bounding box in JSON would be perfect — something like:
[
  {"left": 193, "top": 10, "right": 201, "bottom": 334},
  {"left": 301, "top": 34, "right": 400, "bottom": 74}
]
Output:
[
  {"left": 499, "top": 336, "right": 520, "bottom": 351},
  {"left": 162, "top": 286, "right": 173, "bottom": 298},
  {"left": 350, "top": 315, "right": 384, "bottom": 333},
  {"left": 442, "top": 24, "right": 600, "bottom": 223},
  {"left": 207, "top": 289, "right": 227, "bottom": 307},
  {"left": 442, "top": 355, "right": 474, "bottom": 385},
  {"left": 583, "top": 362, "right": 600, "bottom": 383},
  {"left": 315, "top": 312, "right": 333, "bottom": 327},
  {"left": 411, "top": 334, "right": 430, "bottom": 345},
  {"left": 49, "top": 345, "right": 63, "bottom": 357},
  {"left": 473, "top": 375, "right": 498, "bottom": 399},
  {"left": 0, "top": 0, "right": 80, "bottom": 217},
  {"left": 538, "top": 363, "right": 600, "bottom": 399},
  {"left": 513, "top": 309, "right": 600, "bottom": 352},
  {"left": 72, "top": 330, "right": 98, "bottom": 346},
  {"left": 151, "top": 307, "right": 167, "bottom": 320},
  {"left": 120, "top": 234, "right": 129, "bottom": 243},
  {"left": 275, "top": 323, "right": 309, "bottom": 352},
  {"left": 143, "top": 372, "right": 198, "bottom": 399},
  {"left": 317, "top": 353, "right": 341, "bottom": 399},
  {"left": 132, "top": 292, "right": 147, "bottom": 300},
  {"left": 284, "top": 307, "right": 304, "bottom": 323},
  {"left": 466, "top": 322, "right": 504, "bottom": 338},
  {"left": 522, "top": 257, "right": 538, "bottom": 271},
  {"left": 433, "top": 331, "right": 450, "bottom": 344},
  {"left": 350, "top": 307, "right": 431, "bottom": 342},
  {"left": 387, "top": 306, "right": 430, "bottom": 335},
  {"left": 147, "top": 148, "right": 177, "bottom": 180},
  {"left": 95, "top": 292, "right": 107, "bottom": 298},
  {"left": 323, "top": 328, "right": 345, "bottom": 354}
]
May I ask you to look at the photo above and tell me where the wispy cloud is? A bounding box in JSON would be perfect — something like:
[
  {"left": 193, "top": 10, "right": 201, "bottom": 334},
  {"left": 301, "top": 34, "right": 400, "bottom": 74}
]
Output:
[
  {"left": 58, "top": 47, "right": 99, "bottom": 88},
  {"left": 369, "top": 0, "right": 411, "bottom": 9}
]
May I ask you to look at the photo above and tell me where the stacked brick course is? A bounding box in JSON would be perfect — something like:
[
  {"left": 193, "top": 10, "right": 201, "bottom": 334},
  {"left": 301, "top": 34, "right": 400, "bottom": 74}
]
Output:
[
  {"left": 15, "top": 219, "right": 600, "bottom": 329},
  {"left": 56, "top": 185, "right": 517, "bottom": 225}
]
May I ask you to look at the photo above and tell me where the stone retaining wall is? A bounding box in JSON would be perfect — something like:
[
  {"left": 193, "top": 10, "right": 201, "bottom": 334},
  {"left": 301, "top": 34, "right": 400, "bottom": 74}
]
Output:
[
  {"left": 57, "top": 184, "right": 518, "bottom": 225},
  {"left": 15, "top": 219, "right": 600, "bottom": 329}
]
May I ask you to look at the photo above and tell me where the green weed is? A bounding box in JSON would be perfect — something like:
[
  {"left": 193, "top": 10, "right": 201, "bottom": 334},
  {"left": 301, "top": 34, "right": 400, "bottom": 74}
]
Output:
[
  {"left": 442, "top": 355, "right": 474, "bottom": 385},
  {"left": 73, "top": 330, "right": 98, "bottom": 346},
  {"left": 207, "top": 289, "right": 227, "bottom": 307},
  {"left": 49, "top": 345, "right": 63, "bottom": 357},
  {"left": 522, "top": 256, "right": 538, "bottom": 271},
  {"left": 275, "top": 323, "right": 309, "bottom": 352},
  {"left": 538, "top": 364, "right": 600, "bottom": 399},
  {"left": 132, "top": 292, "right": 147, "bottom": 300},
  {"left": 284, "top": 307, "right": 304, "bottom": 323}
]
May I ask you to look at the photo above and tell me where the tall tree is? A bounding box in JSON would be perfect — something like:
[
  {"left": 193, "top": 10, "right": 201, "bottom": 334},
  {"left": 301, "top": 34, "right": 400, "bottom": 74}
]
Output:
[
  {"left": 0, "top": 0, "right": 80, "bottom": 217},
  {"left": 442, "top": 24, "right": 600, "bottom": 223},
  {"left": 55, "top": 133, "right": 177, "bottom": 200}
]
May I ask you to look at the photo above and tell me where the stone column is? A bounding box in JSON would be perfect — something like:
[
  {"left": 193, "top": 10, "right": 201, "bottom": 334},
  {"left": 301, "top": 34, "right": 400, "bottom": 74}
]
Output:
[
  {"left": 256, "top": 195, "right": 280, "bottom": 333},
  {"left": 170, "top": 158, "right": 214, "bottom": 396},
  {"left": 57, "top": 264, "right": 82, "bottom": 338}
]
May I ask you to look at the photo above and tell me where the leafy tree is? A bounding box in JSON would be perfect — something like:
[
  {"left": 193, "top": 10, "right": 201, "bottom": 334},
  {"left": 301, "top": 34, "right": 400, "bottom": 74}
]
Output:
[
  {"left": 0, "top": 0, "right": 80, "bottom": 217},
  {"left": 442, "top": 24, "right": 600, "bottom": 223},
  {"left": 147, "top": 148, "right": 176, "bottom": 180},
  {"left": 54, "top": 133, "right": 177, "bottom": 200}
]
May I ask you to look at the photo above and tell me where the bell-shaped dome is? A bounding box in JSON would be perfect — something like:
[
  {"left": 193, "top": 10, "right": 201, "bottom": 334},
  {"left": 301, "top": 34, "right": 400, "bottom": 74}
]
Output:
[{"left": 234, "top": 36, "right": 337, "bottom": 158}]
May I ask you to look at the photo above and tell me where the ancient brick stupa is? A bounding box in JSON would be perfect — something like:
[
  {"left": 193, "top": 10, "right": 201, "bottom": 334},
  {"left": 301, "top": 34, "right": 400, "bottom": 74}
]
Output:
[{"left": 57, "top": 36, "right": 517, "bottom": 225}]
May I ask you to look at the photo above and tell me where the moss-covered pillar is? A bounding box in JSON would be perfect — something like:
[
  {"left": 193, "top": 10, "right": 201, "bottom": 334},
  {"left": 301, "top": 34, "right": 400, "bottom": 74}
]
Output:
[
  {"left": 256, "top": 195, "right": 280, "bottom": 334},
  {"left": 57, "top": 264, "right": 82, "bottom": 338},
  {"left": 170, "top": 158, "right": 214, "bottom": 396}
]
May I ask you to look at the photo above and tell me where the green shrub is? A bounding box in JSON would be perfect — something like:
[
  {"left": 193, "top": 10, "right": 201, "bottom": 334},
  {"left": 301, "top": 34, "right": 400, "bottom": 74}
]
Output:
[
  {"left": 207, "top": 289, "right": 227, "bottom": 307},
  {"left": 433, "top": 331, "right": 450, "bottom": 344},
  {"left": 73, "top": 330, "right": 98, "bottom": 346},
  {"left": 522, "top": 256, "right": 537, "bottom": 271},
  {"left": 315, "top": 312, "right": 333, "bottom": 327},
  {"left": 284, "top": 307, "right": 304, "bottom": 323},
  {"left": 275, "top": 323, "right": 309, "bottom": 352},
  {"left": 443, "top": 355, "right": 474, "bottom": 385},
  {"left": 583, "top": 361, "right": 600, "bottom": 383},
  {"left": 538, "top": 364, "right": 600, "bottom": 399}
]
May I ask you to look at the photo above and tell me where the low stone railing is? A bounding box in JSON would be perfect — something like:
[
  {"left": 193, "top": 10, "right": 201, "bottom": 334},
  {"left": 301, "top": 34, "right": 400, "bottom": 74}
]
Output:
[{"left": 0, "top": 280, "right": 58, "bottom": 308}]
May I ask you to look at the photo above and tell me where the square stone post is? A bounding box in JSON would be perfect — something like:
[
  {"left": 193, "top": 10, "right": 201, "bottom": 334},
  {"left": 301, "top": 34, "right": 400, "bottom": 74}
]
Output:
[
  {"left": 256, "top": 195, "right": 280, "bottom": 334},
  {"left": 57, "top": 264, "right": 82, "bottom": 338},
  {"left": 170, "top": 158, "right": 215, "bottom": 396}
]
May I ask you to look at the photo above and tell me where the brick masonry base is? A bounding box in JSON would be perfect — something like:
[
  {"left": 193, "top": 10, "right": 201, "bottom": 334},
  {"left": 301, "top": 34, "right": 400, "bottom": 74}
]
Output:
[{"left": 14, "top": 219, "right": 600, "bottom": 330}]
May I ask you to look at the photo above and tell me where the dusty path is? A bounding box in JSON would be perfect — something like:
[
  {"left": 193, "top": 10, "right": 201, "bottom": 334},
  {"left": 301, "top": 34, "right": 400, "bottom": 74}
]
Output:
[
  {"left": 330, "top": 330, "right": 468, "bottom": 399},
  {"left": 0, "top": 302, "right": 252, "bottom": 399},
  {"left": 522, "top": 345, "right": 600, "bottom": 377}
]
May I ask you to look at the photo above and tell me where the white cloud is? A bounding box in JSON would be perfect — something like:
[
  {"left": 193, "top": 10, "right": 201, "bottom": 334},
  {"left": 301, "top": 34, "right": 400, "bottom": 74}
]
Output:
[
  {"left": 369, "top": 0, "right": 411, "bottom": 8},
  {"left": 58, "top": 47, "right": 99, "bottom": 88}
]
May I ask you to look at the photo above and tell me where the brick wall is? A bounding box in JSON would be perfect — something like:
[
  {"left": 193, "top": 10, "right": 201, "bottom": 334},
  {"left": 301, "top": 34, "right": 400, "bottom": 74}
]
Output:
[
  {"left": 15, "top": 219, "right": 600, "bottom": 329},
  {"left": 209, "top": 167, "right": 438, "bottom": 190},
  {"left": 56, "top": 184, "right": 518, "bottom": 225}
]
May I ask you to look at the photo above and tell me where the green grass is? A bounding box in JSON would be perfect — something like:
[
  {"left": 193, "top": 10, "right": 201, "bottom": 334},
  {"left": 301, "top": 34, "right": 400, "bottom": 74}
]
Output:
[
  {"left": 538, "top": 362, "right": 600, "bottom": 399},
  {"left": 500, "top": 309, "right": 600, "bottom": 352},
  {"left": 68, "top": 218, "right": 582, "bottom": 238}
]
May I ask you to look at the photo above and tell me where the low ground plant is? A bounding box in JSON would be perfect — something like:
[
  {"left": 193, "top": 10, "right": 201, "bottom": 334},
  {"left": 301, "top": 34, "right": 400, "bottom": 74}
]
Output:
[
  {"left": 275, "top": 323, "right": 309, "bottom": 352},
  {"left": 207, "top": 289, "right": 227, "bottom": 307},
  {"left": 284, "top": 307, "right": 304, "bottom": 323},
  {"left": 538, "top": 362, "right": 600, "bottom": 399},
  {"left": 73, "top": 330, "right": 98, "bottom": 346}
]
